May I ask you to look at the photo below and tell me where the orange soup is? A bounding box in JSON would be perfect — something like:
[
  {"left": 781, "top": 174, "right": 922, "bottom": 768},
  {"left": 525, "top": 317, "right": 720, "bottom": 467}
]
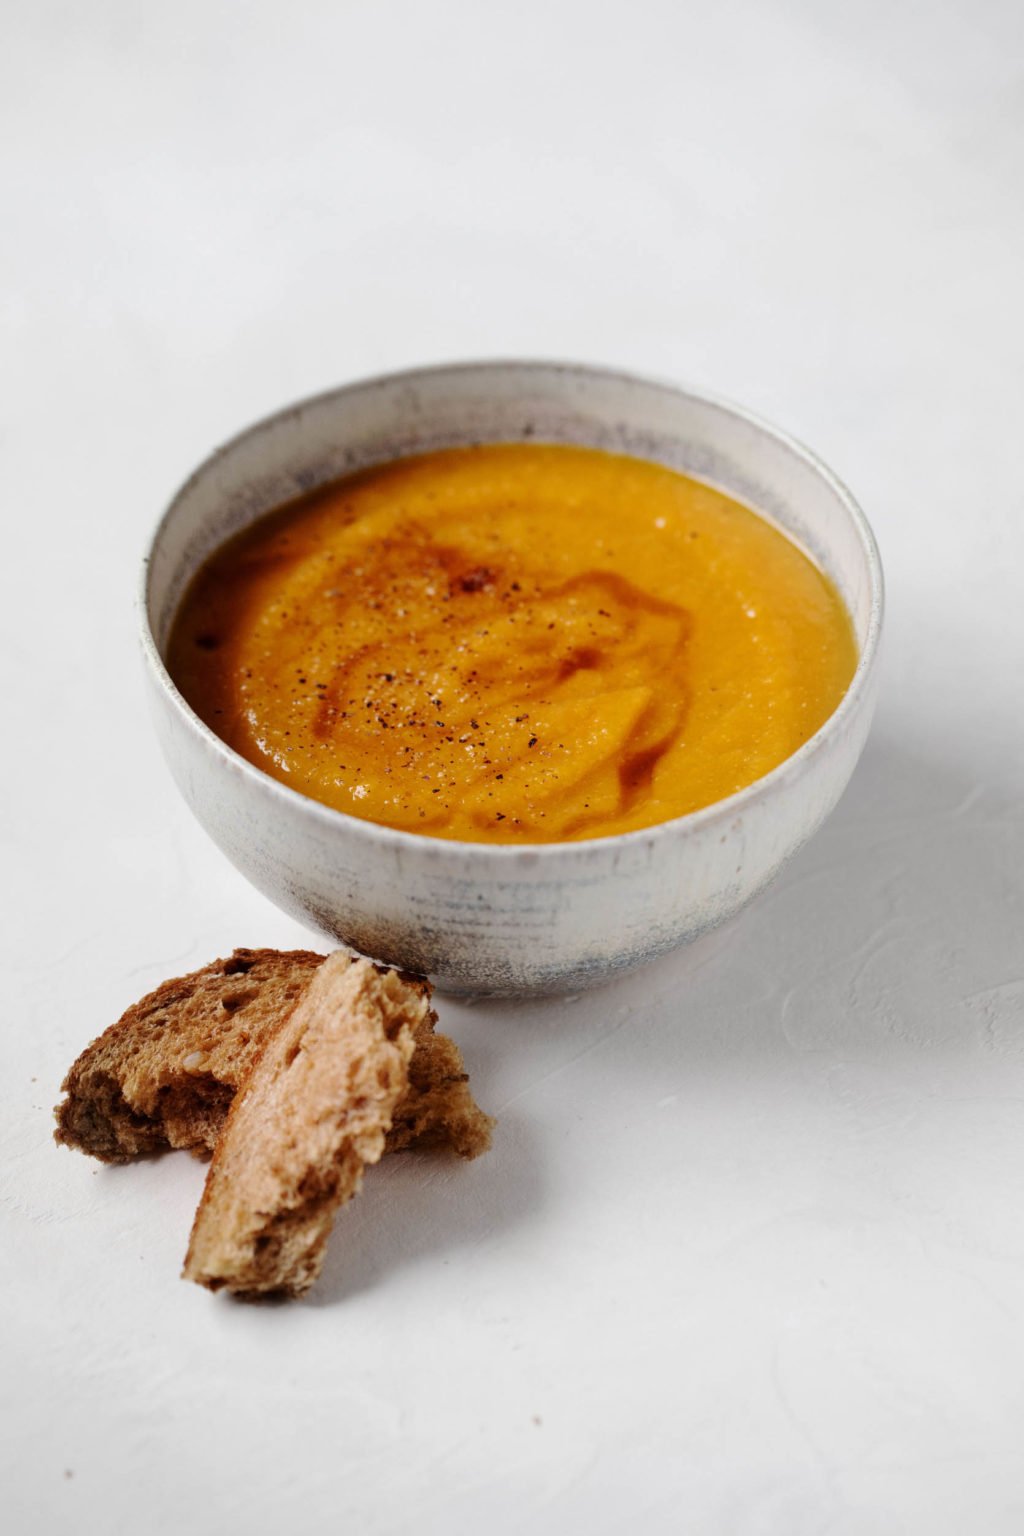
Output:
[{"left": 167, "top": 444, "right": 857, "bottom": 842}]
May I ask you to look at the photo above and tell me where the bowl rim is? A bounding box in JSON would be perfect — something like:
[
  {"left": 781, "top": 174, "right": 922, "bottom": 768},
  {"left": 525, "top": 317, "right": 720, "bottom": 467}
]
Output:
[{"left": 139, "top": 357, "right": 884, "bottom": 861}]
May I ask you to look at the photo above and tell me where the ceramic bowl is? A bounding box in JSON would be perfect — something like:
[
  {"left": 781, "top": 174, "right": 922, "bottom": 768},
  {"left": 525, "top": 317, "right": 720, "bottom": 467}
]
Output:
[{"left": 141, "top": 361, "right": 883, "bottom": 996}]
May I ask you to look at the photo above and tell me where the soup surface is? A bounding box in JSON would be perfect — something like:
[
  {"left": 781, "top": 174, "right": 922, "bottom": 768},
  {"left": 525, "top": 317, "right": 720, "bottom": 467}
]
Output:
[{"left": 168, "top": 444, "right": 857, "bottom": 843}]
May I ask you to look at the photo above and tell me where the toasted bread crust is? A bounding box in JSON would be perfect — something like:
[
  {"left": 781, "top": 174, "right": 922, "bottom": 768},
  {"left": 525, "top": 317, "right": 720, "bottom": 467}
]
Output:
[
  {"left": 54, "top": 949, "right": 324, "bottom": 1162},
  {"left": 183, "top": 956, "right": 423, "bottom": 1296},
  {"left": 54, "top": 949, "right": 492, "bottom": 1166}
]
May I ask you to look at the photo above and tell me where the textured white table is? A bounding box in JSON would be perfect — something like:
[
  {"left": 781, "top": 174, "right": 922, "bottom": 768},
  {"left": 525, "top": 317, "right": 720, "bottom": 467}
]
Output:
[{"left": 3, "top": 2, "right": 1023, "bottom": 1532}]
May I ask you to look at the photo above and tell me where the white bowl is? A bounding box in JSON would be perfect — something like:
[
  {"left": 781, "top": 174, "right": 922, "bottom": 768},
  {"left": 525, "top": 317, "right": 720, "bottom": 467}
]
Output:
[{"left": 141, "top": 361, "right": 883, "bottom": 996}]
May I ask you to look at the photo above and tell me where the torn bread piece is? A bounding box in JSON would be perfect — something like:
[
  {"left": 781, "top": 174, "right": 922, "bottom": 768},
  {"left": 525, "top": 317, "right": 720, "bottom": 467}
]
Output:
[
  {"left": 54, "top": 948, "right": 492, "bottom": 1164},
  {"left": 54, "top": 949, "right": 323, "bottom": 1161},
  {"left": 183, "top": 954, "right": 421, "bottom": 1297},
  {"left": 387, "top": 1014, "right": 494, "bottom": 1161}
]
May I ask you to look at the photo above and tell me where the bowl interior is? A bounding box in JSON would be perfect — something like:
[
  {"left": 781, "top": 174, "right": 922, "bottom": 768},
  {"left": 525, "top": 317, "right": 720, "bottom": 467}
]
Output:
[{"left": 146, "top": 363, "right": 880, "bottom": 677}]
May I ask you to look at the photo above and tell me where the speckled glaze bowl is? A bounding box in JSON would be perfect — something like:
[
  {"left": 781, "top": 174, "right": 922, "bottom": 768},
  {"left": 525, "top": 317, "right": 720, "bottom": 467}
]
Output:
[{"left": 141, "top": 361, "right": 883, "bottom": 996}]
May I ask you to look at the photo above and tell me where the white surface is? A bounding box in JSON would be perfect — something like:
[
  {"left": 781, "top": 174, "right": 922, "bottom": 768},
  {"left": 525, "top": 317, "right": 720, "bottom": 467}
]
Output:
[{"left": 2, "top": 1, "right": 1023, "bottom": 1531}]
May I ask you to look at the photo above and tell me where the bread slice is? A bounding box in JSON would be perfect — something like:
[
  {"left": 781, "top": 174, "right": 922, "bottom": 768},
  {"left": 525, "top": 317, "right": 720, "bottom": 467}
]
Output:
[
  {"left": 182, "top": 954, "right": 421, "bottom": 1297},
  {"left": 54, "top": 948, "right": 492, "bottom": 1165}
]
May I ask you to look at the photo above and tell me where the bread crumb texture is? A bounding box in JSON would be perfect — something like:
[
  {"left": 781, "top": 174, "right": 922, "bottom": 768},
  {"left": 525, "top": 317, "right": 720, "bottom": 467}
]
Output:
[{"left": 185, "top": 955, "right": 428, "bottom": 1297}]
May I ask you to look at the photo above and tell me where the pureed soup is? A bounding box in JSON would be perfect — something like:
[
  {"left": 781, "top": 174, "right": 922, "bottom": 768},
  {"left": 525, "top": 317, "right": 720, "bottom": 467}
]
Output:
[{"left": 167, "top": 444, "right": 857, "bottom": 844}]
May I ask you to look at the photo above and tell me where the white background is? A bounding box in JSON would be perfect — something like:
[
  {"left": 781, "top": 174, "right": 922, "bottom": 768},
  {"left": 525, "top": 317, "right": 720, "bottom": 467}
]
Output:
[{"left": 3, "top": 1, "right": 1024, "bottom": 1531}]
